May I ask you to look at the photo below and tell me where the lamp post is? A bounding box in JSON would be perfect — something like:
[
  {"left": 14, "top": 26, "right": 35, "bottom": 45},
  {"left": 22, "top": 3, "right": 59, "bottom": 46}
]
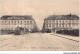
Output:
[{"left": 55, "top": 29, "right": 56, "bottom": 34}]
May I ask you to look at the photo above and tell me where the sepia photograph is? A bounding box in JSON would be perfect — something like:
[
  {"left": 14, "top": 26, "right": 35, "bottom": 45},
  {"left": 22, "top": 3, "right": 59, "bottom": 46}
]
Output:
[{"left": 0, "top": 0, "right": 79, "bottom": 51}]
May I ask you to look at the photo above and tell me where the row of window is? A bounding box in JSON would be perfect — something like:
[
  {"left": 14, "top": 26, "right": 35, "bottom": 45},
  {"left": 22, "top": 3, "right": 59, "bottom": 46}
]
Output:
[
  {"left": 46, "top": 23, "right": 78, "bottom": 28},
  {"left": 46, "top": 24, "right": 71, "bottom": 28},
  {"left": 1, "top": 20, "right": 33, "bottom": 25},
  {"left": 45, "top": 20, "right": 78, "bottom": 23},
  {"left": 47, "top": 23, "right": 78, "bottom": 25},
  {"left": 1, "top": 25, "right": 33, "bottom": 28}
]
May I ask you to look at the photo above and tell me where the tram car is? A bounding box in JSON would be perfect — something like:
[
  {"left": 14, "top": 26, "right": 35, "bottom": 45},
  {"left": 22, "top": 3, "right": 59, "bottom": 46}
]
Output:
[{"left": 15, "top": 26, "right": 25, "bottom": 35}]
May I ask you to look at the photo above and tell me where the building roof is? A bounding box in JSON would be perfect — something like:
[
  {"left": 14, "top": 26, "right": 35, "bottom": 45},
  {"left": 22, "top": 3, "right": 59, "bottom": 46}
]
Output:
[
  {"left": 45, "top": 14, "right": 79, "bottom": 20},
  {"left": 1, "top": 15, "right": 33, "bottom": 20}
]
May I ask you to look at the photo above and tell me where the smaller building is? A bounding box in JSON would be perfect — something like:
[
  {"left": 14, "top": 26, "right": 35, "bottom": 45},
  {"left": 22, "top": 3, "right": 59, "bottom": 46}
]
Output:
[{"left": 42, "top": 14, "right": 79, "bottom": 33}]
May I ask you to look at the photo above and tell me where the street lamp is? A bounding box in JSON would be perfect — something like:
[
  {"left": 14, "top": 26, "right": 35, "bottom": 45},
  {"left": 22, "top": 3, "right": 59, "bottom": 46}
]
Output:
[{"left": 51, "top": 28, "right": 53, "bottom": 33}]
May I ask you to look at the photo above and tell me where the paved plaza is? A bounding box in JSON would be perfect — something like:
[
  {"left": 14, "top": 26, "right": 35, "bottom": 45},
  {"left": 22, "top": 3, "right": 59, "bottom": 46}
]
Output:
[{"left": 0, "top": 33, "right": 79, "bottom": 51}]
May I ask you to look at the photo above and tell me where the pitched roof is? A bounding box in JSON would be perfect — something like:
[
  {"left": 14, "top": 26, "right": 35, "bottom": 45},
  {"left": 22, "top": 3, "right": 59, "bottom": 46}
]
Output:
[
  {"left": 45, "top": 15, "right": 79, "bottom": 20},
  {"left": 1, "top": 15, "right": 33, "bottom": 20}
]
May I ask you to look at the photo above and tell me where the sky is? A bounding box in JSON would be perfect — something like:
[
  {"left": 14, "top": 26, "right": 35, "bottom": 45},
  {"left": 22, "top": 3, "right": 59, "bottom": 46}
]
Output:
[{"left": 0, "top": 0, "right": 79, "bottom": 30}]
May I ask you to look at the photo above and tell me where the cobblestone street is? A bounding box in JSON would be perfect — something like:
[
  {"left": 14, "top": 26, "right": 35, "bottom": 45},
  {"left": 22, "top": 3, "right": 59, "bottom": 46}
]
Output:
[{"left": 0, "top": 33, "right": 79, "bottom": 51}]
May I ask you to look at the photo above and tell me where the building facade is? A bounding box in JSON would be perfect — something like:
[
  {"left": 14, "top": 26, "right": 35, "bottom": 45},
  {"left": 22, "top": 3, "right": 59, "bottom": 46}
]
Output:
[
  {"left": 43, "top": 14, "right": 79, "bottom": 33},
  {"left": 0, "top": 15, "right": 38, "bottom": 32}
]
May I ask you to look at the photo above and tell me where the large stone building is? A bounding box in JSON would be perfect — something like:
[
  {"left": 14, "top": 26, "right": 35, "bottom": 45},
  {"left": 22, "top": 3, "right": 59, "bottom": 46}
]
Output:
[
  {"left": 0, "top": 15, "right": 38, "bottom": 32},
  {"left": 43, "top": 14, "right": 79, "bottom": 33}
]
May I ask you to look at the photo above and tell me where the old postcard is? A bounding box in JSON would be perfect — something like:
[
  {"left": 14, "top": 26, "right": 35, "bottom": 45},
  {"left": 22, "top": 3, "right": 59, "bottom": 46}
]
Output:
[{"left": 0, "top": 0, "right": 79, "bottom": 51}]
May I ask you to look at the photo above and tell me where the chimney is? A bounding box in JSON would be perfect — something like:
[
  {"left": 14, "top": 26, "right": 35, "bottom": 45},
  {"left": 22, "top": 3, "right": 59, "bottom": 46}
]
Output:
[
  {"left": 70, "top": 13, "right": 71, "bottom": 17},
  {"left": 54, "top": 13, "right": 55, "bottom": 20}
]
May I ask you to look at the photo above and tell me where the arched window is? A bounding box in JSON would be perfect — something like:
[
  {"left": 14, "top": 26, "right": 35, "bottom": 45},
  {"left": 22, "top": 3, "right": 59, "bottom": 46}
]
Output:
[
  {"left": 2, "top": 21, "right": 4, "bottom": 25},
  {"left": 12, "top": 21, "right": 13, "bottom": 23},
  {"left": 15, "top": 21, "right": 16, "bottom": 23},
  {"left": 5, "top": 21, "right": 6, "bottom": 25},
  {"left": 30, "top": 21, "right": 32, "bottom": 24},
  {"left": 2, "top": 21, "right": 4, "bottom": 23},
  {"left": 14, "top": 21, "right": 16, "bottom": 25},
  {"left": 9, "top": 21, "right": 10, "bottom": 25},
  {"left": 5, "top": 21, "right": 6, "bottom": 23},
  {"left": 46, "top": 20, "right": 48, "bottom": 23},
  {"left": 63, "top": 20, "right": 64, "bottom": 23},
  {"left": 57, "top": 20, "right": 58, "bottom": 23},
  {"left": 56, "top": 23, "right": 58, "bottom": 27},
  {"left": 21, "top": 21, "right": 22, "bottom": 24},
  {"left": 24, "top": 21, "right": 26, "bottom": 23},
  {"left": 59, "top": 24, "right": 61, "bottom": 27},
  {"left": 46, "top": 24, "right": 48, "bottom": 28},
  {"left": 60, "top": 20, "right": 61, "bottom": 23},
  {"left": 62, "top": 23, "right": 64, "bottom": 27},
  {"left": 18, "top": 21, "right": 19, "bottom": 23},
  {"left": 49, "top": 24, "right": 51, "bottom": 28},
  {"left": 27, "top": 21, "right": 29, "bottom": 23},
  {"left": 66, "top": 24, "right": 67, "bottom": 27}
]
